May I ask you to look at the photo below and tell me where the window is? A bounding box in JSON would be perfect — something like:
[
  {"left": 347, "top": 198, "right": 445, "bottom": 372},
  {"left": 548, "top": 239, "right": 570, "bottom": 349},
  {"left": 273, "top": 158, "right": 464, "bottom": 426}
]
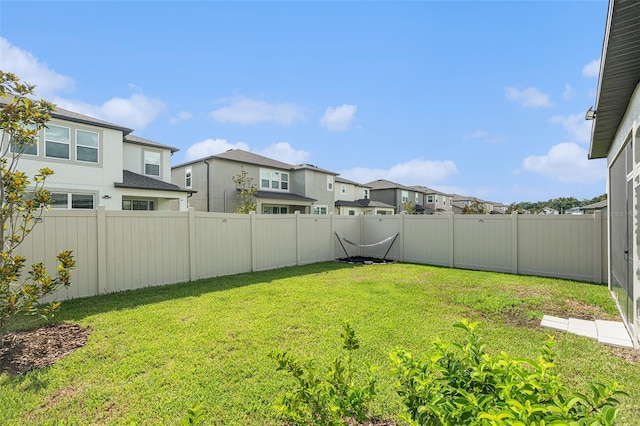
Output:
[
  {"left": 442, "top": 196, "right": 447, "bottom": 205},
  {"left": 50, "top": 192, "right": 94, "bottom": 209},
  {"left": 123, "top": 199, "right": 155, "bottom": 210},
  {"left": 341, "top": 184, "right": 346, "bottom": 194},
  {"left": 348, "top": 210, "right": 356, "bottom": 216},
  {"left": 427, "top": 195, "right": 434, "bottom": 203},
  {"left": 415, "top": 193, "right": 419, "bottom": 203},
  {"left": 144, "top": 151, "right": 161, "bottom": 176},
  {"left": 401, "top": 190, "right": 409, "bottom": 202},
  {"left": 260, "top": 169, "right": 289, "bottom": 191},
  {"left": 263, "top": 205, "right": 288, "bottom": 214},
  {"left": 313, "top": 205, "right": 328, "bottom": 215},
  {"left": 45, "top": 124, "right": 70, "bottom": 159},
  {"left": 363, "top": 189, "right": 369, "bottom": 199},
  {"left": 10, "top": 124, "right": 38, "bottom": 155},
  {"left": 185, "top": 167, "right": 192, "bottom": 188},
  {"left": 327, "top": 176, "right": 334, "bottom": 191},
  {"left": 76, "top": 129, "right": 99, "bottom": 163}
]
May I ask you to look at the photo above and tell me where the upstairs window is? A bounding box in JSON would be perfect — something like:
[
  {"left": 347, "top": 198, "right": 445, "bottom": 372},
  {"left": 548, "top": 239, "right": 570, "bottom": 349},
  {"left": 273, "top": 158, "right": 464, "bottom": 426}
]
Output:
[
  {"left": 401, "top": 190, "right": 409, "bottom": 203},
  {"left": 363, "top": 189, "right": 369, "bottom": 199},
  {"left": 427, "top": 195, "right": 434, "bottom": 203},
  {"left": 415, "top": 193, "right": 419, "bottom": 203},
  {"left": 144, "top": 151, "right": 161, "bottom": 176},
  {"left": 442, "top": 196, "right": 447, "bottom": 205},
  {"left": 45, "top": 124, "right": 70, "bottom": 159},
  {"left": 327, "top": 176, "right": 334, "bottom": 191},
  {"left": 76, "top": 129, "right": 99, "bottom": 163},
  {"left": 341, "top": 184, "right": 346, "bottom": 194},
  {"left": 185, "top": 167, "right": 192, "bottom": 188},
  {"left": 10, "top": 124, "right": 38, "bottom": 156},
  {"left": 260, "top": 169, "right": 289, "bottom": 191}
]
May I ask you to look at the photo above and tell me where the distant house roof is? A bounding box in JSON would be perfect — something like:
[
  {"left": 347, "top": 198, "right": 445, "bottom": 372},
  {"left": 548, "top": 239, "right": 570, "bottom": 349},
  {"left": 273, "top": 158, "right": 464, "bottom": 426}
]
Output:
[
  {"left": 589, "top": 0, "right": 640, "bottom": 159},
  {"left": 580, "top": 199, "right": 608, "bottom": 211},
  {"left": 292, "top": 163, "right": 338, "bottom": 175},
  {"left": 174, "top": 149, "right": 294, "bottom": 170},
  {"left": 410, "top": 185, "right": 447, "bottom": 195},
  {"left": 115, "top": 170, "right": 194, "bottom": 193},
  {"left": 335, "top": 176, "right": 371, "bottom": 187},
  {"left": 124, "top": 134, "right": 179, "bottom": 153},
  {"left": 335, "top": 199, "right": 395, "bottom": 209},
  {"left": 255, "top": 190, "right": 316, "bottom": 202},
  {"left": 365, "top": 179, "right": 414, "bottom": 191}
]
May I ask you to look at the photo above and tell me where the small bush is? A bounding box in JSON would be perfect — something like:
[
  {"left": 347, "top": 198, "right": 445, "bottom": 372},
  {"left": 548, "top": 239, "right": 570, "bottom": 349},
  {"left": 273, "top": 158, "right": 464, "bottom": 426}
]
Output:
[
  {"left": 269, "top": 321, "right": 378, "bottom": 425},
  {"left": 390, "top": 319, "right": 627, "bottom": 426}
]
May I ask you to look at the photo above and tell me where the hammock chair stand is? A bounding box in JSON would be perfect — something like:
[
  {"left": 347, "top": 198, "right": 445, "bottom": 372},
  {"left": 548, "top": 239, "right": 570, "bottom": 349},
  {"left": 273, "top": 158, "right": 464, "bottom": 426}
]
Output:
[{"left": 334, "top": 232, "right": 399, "bottom": 264}]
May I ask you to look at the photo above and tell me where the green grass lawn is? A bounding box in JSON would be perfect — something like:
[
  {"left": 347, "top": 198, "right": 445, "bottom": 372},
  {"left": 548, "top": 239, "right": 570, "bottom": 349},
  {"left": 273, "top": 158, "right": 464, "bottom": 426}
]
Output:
[{"left": 1, "top": 262, "right": 638, "bottom": 425}]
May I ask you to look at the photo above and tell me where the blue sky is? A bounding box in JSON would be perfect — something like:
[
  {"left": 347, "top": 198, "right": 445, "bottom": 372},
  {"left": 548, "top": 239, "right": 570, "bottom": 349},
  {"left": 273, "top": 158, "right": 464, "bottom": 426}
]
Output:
[{"left": 1, "top": 1, "right": 609, "bottom": 204}]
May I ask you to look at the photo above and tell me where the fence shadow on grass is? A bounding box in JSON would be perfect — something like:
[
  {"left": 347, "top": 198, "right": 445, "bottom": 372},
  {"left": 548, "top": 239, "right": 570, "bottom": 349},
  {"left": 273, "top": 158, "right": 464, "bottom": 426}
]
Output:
[{"left": 56, "top": 261, "right": 358, "bottom": 322}]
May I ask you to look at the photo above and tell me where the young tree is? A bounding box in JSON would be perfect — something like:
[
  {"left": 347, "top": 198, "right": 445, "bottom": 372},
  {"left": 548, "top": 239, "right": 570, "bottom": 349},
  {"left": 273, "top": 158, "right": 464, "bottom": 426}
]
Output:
[
  {"left": 232, "top": 166, "right": 257, "bottom": 213},
  {"left": 401, "top": 200, "right": 416, "bottom": 214},
  {"left": 0, "top": 71, "right": 75, "bottom": 347},
  {"left": 462, "top": 199, "right": 487, "bottom": 214}
]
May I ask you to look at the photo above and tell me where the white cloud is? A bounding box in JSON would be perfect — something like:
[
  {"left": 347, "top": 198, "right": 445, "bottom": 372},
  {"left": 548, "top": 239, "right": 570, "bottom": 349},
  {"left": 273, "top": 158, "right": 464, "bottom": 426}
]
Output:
[
  {"left": 185, "top": 138, "right": 251, "bottom": 161},
  {"left": 169, "top": 111, "right": 193, "bottom": 125},
  {"left": 54, "top": 94, "right": 165, "bottom": 130},
  {"left": 319, "top": 104, "right": 357, "bottom": 131},
  {"left": 550, "top": 113, "right": 592, "bottom": 144},
  {"left": 522, "top": 142, "right": 605, "bottom": 183},
  {"left": 505, "top": 86, "right": 552, "bottom": 108},
  {"left": 339, "top": 158, "right": 458, "bottom": 186},
  {"left": 210, "top": 97, "right": 305, "bottom": 125},
  {"left": 466, "top": 130, "right": 502, "bottom": 144},
  {"left": 0, "top": 37, "right": 74, "bottom": 98},
  {"left": 582, "top": 58, "right": 600, "bottom": 78},
  {"left": 256, "top": 142, "right": 309, "bottom": 164},
  {"left": 562, "top": 84, "right": 574, "bottom": 101}
]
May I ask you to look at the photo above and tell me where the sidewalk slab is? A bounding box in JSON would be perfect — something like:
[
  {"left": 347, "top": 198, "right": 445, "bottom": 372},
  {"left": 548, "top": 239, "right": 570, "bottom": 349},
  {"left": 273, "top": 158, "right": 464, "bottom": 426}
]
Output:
[
  {"left": 595, "top": 320, "right": 635, "bottom": 348},
  {"left": 541, "top": 315, "right": 568, "bottom": 331},
  {"left": 567, "top": 318, "right": 598, "bottom": 340}
]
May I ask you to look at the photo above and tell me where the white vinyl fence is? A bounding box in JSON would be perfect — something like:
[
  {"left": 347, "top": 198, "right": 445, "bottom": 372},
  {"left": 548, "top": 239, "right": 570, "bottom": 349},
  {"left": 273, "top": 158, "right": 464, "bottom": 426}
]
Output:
[{"left": 17, "top": 207, "right": 607, "bottom": 302}]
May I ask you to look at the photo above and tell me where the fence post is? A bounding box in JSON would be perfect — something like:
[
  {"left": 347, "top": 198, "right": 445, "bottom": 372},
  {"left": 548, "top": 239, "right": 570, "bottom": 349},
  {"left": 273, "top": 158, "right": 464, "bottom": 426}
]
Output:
[
  {"left": 96, "top": 206, "right": 107, "bottom": 294},
  {"left": 448, "top": 213, "right": 454, "bottom": 267},
  {"left": 594, "top": 210, "right": 603, "bottom": 283},
  {"left": 296, "top": 211, "right": 301, "bottom": 266},
  {"left": 511, "top": 212, "right": 519, "bottom": 275},
  {"left": 399, "top": 213, "right": 405, "bottom": 262},
  {"left": 250, "top": 211, "right": 257, "bottom": 272},
  {"left": 188, "top": 208, "right": 196, "bottom": 281}
]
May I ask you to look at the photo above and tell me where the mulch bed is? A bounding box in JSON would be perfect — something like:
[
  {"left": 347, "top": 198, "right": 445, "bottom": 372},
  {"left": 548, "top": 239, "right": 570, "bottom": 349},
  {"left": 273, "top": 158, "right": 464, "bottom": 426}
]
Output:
[{"left": 0, "top": 323, "right": 90, "bottom": 375}]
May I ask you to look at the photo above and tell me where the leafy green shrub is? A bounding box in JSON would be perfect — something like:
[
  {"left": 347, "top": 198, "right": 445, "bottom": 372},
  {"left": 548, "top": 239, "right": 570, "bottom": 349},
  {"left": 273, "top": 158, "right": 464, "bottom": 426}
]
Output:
[
  {"left": 269, "top": 321, "right": 378, "bottom": 425},
  {"left": 390, "top": 319, "right": 627, "bottom": 426}
]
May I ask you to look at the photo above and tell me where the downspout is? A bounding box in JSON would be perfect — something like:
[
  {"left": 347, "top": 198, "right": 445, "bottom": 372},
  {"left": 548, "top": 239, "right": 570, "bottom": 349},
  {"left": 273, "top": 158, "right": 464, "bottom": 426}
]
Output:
[{"left": 203, "top": 159, "right": 210, "bottom": 212}]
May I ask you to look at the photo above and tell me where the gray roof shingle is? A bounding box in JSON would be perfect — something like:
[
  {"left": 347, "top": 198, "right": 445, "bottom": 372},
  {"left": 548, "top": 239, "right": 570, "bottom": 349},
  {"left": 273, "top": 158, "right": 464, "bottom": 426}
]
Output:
[
  {"left": 124, "top": 134, "right": 179, "bottom": 153},
  {"left": 255, "top": 190, "right": 316, "bottom": 202},
  {"left": 115, "top": 170, "right": 194, "bottom": 193}
]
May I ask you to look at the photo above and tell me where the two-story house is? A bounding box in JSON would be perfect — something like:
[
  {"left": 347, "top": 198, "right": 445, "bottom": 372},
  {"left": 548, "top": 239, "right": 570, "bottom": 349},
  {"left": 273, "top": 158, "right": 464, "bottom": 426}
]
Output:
[
  {"left": 171, "top": 149, "right": 340, "bottom": 214},
  {"left": 365, "top": 179, "right": 428, "bottom": 214},
  {"left": 450, "top": 194, "right": 494, "bottom": 214},
  {"left": 2, "top": 103, "right": 191, "bottom": 211},
  {"left": 334, "top": 176, "right": 395, "bottom": 215},
  {"left": 410, "top": 185, "right": 452, "bottom": 214}
]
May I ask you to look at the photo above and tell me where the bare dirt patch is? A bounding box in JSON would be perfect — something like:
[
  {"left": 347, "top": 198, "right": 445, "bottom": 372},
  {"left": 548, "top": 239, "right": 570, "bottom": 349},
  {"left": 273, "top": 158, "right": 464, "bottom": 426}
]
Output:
[{"left": 0, "top": 323, "right": 90, "bottom": 375}]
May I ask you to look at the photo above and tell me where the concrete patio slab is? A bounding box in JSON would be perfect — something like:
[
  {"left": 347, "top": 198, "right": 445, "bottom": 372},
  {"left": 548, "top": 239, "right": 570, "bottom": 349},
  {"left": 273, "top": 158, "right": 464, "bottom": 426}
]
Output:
[
  {"left": 567, "top": 318, "right": 598, "bottom": 340},
  {"left": 540, "top": 316, "right": 636, "bottom": 349},
  {"left": 541, "top": 315, "right": 568, "bottom": 331}
]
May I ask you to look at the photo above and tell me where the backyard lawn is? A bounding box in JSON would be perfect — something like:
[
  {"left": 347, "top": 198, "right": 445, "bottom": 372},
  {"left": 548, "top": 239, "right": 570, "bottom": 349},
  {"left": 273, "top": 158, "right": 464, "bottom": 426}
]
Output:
[{"left": 1, "top": 262, "right": 638, "bottom": 425}]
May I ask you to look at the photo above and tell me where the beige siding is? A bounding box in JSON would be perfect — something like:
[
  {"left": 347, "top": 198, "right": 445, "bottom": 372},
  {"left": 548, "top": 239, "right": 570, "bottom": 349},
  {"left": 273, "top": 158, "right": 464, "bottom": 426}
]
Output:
[{"left": 402, "top": 214, "right": 451, "bottom": 266}]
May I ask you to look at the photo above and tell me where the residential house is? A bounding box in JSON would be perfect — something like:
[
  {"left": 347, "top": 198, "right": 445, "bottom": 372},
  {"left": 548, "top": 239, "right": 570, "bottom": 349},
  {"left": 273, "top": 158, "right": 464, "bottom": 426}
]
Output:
[
  {"left": 334, "top": 176, "right": 395, "bottom": 215},
  {"left": 410, "top": 185, "right": 452, "bottom": 214},
  {"left": 540, "top": 207, "right": 560, "bottom": 215},
  {"left": 450, "top": 194, "right": 494, "bottom": 214},
  {"left": 564, "top": 206, "right": 583, "bottom": 215},
  {"left": 580, "top": 200, "right": 608, "bottom": 215},
  {"left": 587, "top": 0, "right": 640, "bottom": 345},
  {"left": 2, "top": 103, "right": 191, "bottom": 211},
  {"left": 171, "top": 149, "right": 338, "bottom": 214},
  {"left": 365, "top": 179, "right": 427, "bottom": 214}
]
